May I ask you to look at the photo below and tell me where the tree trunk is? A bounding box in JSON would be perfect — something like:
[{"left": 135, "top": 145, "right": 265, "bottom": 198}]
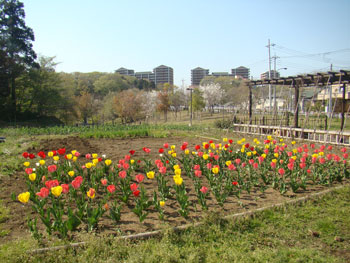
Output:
[{"left": 11, "top": 75, "right": 16, "bottom": 120}]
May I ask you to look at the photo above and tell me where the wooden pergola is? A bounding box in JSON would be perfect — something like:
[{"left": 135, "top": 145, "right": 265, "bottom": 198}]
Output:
[{"left": 247, "top": 70, "right": 350, "bottom": 131}]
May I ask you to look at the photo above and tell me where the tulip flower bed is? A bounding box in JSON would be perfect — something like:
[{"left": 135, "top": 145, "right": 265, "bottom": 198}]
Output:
[{"left": 16, "top": 135, "right": 350, "bottom": 240}]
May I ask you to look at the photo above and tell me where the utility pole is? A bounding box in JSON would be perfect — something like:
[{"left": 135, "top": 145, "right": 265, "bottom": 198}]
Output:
[
  {"left": 266, "top": 39, "right": 275, "bottom": 112},
  {"left": 272, "top": 54, "right": 279, "bottom": 114},
  {"left": 186, "top": 87, "right": 193, "bottom": 126}
]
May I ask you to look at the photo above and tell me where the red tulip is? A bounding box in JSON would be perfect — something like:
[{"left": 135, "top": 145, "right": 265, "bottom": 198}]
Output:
[
  {"left": 61, "top": 184, "right": 69, "bottom": 194},
  {"left": 36, "top": 187, "right": 49, "bottom": 198},
  {"left": 129, "top": 150, "right": 135, "bottom": 155},
  {"left": 133, "top": 190, "right": 140, "bottom": 197},
  {"left": 278, "top": 168, "right": 285, "bottom": 176},
  {"left": 22, "top": 152, "right": 29, "bottom": 158},
  {"left": 200, "top": 186, "right": 208, "bottom": 194},
  {"left": 45, "top": 179, "right": 59, "bottom": 189},
  {"left": 101, "top": 178, "right": 108, "bottom": 186},
  {"left": 130, "top": 183, "right": 138, "bottom": 192},
  {"left": 107, "top": 185, "right": 116, "bottom": 193},
  {"left": 47, "top": 165, "right": 57, "bottom": 173},
  {"left": 135, "top": 174, "right": 144, "bottom": 183},
  {"left": 119, "top": 170, "right": 127, "bottom": 179},
  {"left": 194, "top": 170, "right": 202, "bottom": 177}
]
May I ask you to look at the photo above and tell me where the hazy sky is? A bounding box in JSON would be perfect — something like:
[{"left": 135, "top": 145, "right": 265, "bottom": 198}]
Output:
[{"left": 22, "top": 0, "right": 350, "bottom": 86}]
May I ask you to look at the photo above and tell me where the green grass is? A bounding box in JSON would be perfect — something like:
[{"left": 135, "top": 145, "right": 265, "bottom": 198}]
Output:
[
  {"left": 0, "top": 200, "right": 10, "bottom": 237},
  {"left": 1, "top": 186, "right": 349, "bottom": 263}
]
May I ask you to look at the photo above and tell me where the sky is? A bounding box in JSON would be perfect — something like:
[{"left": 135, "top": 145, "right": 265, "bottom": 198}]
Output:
[{"left": 21, "top": 0, "right": 350, "bottom": 87}]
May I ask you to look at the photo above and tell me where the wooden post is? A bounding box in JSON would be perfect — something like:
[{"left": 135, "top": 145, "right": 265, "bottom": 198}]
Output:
[
  {"left": 294, "top": 83, "right": 299, "bottom": 128},
  {"left": 249, "top": 85, "right": 252, "bottom": 124},
  {"left": 324, "top": 115, "right": 328, "bottom": 131},
  {"left": 341, "top": 83, "right": 346, "bottom": 131}
]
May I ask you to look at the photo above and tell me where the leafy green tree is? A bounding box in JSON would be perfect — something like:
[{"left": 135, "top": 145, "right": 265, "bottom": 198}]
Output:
[
  {"left": 0, "top": 0, "right": 38, "bottom": 119},
  {"left": 192, "top": 87, "right": 205, "bottom": 113}
]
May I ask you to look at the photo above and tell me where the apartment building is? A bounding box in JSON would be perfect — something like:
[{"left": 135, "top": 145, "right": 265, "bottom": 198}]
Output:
[
  {"left": 191, "top": 67, "right": 209, "bottom": 86},
  {"left": 153, "top": 65, "right": 174, "bottom": 85},
  {"left": 231, "top": 66, "right": 250, "bottom": 79},
  {"left": 115, "top": 67, "right": 135, "bottom": 76},
  {"left": 260, "top": 70, "right": 280, "bottom": 80},
  {"left": 115, "top": 65, "right": 173, "bottom": 85}
]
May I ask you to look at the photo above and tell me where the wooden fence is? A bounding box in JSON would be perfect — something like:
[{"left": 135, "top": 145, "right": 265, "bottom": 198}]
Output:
[{"left": 231, "top": 123, "right": 350, "bottom": 145}]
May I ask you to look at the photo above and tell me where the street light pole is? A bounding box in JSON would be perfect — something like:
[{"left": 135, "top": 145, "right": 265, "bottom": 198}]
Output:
[{"left": 187, "top": 87, "right": 193, "bottom": 126}]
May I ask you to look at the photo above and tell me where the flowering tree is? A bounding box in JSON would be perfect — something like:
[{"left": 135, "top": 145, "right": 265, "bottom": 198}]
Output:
[{"left": 200, "top": 83, "right": 223, "bottom": 114}]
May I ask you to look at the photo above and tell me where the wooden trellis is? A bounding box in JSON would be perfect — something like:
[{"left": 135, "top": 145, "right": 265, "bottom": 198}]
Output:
[{"left": 247, "top": 70, "right": 350, "bottom": 131}]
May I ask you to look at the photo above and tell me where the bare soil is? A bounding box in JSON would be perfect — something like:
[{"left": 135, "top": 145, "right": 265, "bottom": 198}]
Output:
[{"left": 0, "top": 136, "right": 348, "bottom": 243}]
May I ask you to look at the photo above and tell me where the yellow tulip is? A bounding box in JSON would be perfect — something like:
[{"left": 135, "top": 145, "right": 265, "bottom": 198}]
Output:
[
  {"left": 171, "top": 145, "right": 176, "bottom": 150},
  {"left": 274, "top": 153, "right": 279, "bottom": 158},
  {"left": 68, "top": 170, "right": 75, "bottom": 177},
  {"left": 223, "top": 138, "right": 228, "bottom": 142},
  {"left": 66, "top": 154, "right": 72, "bottom": 160},
  {"left": 39, "top": 160, "right": 45, "bottom": 166},
  {"left": 212, "top": 167, "right": 219, "bottom": 174},
  {"left": 173, "top": 164, "right": 180, "bottom": 170},
  {"left": 29, "top": 173, "right": 36, "bottom": 181},
  {"left": 172, "top": 153, "right": 177, "bottom": 158},
  {"left": 261, "top": 153, "right": 266, "bottom": 159},
  {"left": 292, "top": 156, "right": 297, "bottom": 160},
  {"left": 18, "top": 192, "right": 30, "bottom": 203},
  {"left": 312, "top": 153, "right": 318, "bottom": 158},
  {"left": 168, "top": 150, "right": 172, "bottom": 155},
  {"left": 105, "top": 159, "right": 112, "bottom": 166},
  {"left": 71, "top": 150, "right": 77, "bottom": 155},
  {"left": 130, "top": 159, "right": 135, "bottom": 164},
  {"left": 92, "top": 158, "right": 99, "bottom": 165},
  {"left": 23, "top": 162, "right": 30, "bottom": 167},
  {"left": 292, "top": 149, "right": 298, "bottom": 154},
  {"left": 203, "top": 154, "right": 209, "bottom": 160},
  {"left": 185, "top": 149, "right": 190, "bottom": 155},
  {"left": 291, "top": 141, "right": 296, "bottom": 145},
  {"left": 319, "top": 151, "right": 324, "bottom": 156},
  {"left": 72, "top": 156, "right": 77, "bottom": 162},
  {"left": 174, "top": 169, "right": 181, "bottom": 176},
  {"left": 85, "top": 162, "right": 92, "bottom": 169},
  {"left": 253, "top": 151, "right": 257, "bottom": 155},
  {"left": 146, "top": 171, "right": 155, "bottom": 179},
  {"left": 53, "top": 156, "right": 59, "bottom": 161},
  {"left": 92, "top": 153, "right": 98, "bottom": 159},
  {"left": 159, "top": 200, "right": 165, "bottom": 207},
  {"left": 226, "top": 161, "right": 232, "bottom": 166},
  {"left": 48, "top": 151, "right": 53, "bottom": 157},
  {"left": 246, "top": 152, "right": 252, "bottom": 157},
  {"left": 272, "top": 159, "right": 277, "bottom": 163},
  {"left": 173, "top": 176, "right": 183, "bottom": 185},
  {"left": 51, "top": 186, "right": 63, "bottom": 197}
]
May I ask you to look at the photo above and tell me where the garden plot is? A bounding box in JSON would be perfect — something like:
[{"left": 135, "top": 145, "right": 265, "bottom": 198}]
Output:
[{"left": 2, "top": 135, "right": 349, "bottom": 242}]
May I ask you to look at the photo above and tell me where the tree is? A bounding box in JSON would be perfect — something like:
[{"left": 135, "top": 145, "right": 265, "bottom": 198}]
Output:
[
  {"left": 113, "top": 89, "right": 145, "bottom": 123},
  {"left": 192, "top": 87, "right": 205, "bottom": 117},
  {"left": 170, "top": 88, "right": 186, "bottom": 119},
  {"left": 0, "top": 0, "right": 38, "bottom": 118},
  {"left": 157, "top": 83, "right": 172, "bottom": 122},
  {"left": 200, "top": 83, "right": 223, "bottom": 114},
  {"left": 75, "top": 91, "right": 95, "bottom": 125}
]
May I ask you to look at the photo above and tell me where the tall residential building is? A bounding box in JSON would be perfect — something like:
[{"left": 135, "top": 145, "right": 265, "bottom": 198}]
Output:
[
  {"left": 211, "top": 72, "right": 230, "bottom": 77},
  {"left": 134, "top": 71, "right": 155, "bottom": 82},
  {"left": 115, "top": 65, "right": 173, "bottom": 85},
  {"left": 115, "top": 67, "right": 135, "bottom": 76},
  {"left": 154, "top": 65, "right": 174, "bottom": 85},
  {"left": 191, "top": 67, "right": 209, "bottom": 86},
  {"left": 231, "top": 66, "right": 250, "bottom": 79},
  {"left": 260, "top": 70, "right": 280, "bottom": 80}
]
